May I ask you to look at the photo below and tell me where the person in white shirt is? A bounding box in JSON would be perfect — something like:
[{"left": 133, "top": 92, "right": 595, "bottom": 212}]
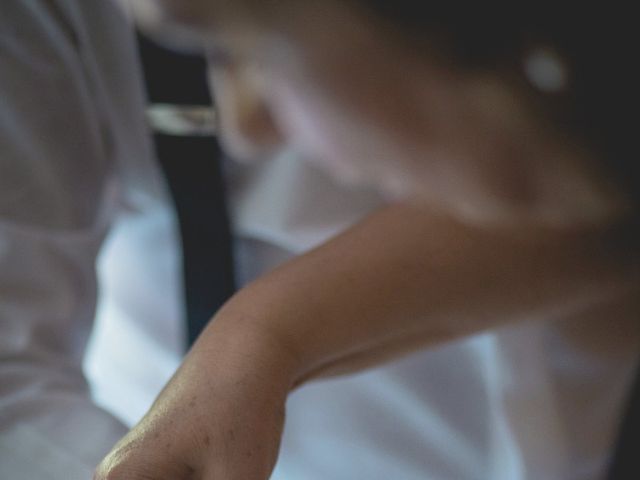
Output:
[
  {"left": 2, "top": 2, "right": 638, "bottom": 480},
  {"left": 93, "top": 1, "right": 640, "bottom": 480}
]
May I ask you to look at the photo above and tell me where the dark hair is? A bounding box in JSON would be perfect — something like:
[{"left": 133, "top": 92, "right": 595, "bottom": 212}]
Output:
[{"left": 354, "top": 1, "right": 638, "bottom": 206}]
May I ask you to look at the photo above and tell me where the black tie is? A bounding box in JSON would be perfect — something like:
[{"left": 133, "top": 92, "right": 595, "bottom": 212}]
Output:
[{"left": 136, "top": 33, "right": 236, "bottom": 347}]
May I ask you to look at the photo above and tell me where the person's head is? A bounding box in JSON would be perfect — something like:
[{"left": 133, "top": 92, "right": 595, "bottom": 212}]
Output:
[{"left": 131, "top": 0, "right": 637, "bottom": 227}]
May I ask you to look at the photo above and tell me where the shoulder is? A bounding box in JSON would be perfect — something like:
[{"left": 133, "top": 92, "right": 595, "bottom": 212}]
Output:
[{"left": 0, "top": 0, "right": 138, "bottom": 230}]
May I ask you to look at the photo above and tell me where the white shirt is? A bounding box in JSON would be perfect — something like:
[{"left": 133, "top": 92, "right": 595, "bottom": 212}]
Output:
[
  {"left": 0, "top": 1, "right": 157, "bottom": 478},
  {"left": 1, "top": 2, "right": 638, "bottom": 479}
]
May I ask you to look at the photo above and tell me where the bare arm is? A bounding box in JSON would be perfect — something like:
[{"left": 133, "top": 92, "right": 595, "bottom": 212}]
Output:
[
  {"left": 95, "top": 201, "right": 637, "bottom": 480},
  {"left": 205, "top": 202, "right": 634, "bottom": 385}
]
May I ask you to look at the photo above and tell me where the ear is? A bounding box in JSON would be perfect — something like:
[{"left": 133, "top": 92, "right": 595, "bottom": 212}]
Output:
[{"left": 208, "top": 62, "right": 283, "bottom": 160}]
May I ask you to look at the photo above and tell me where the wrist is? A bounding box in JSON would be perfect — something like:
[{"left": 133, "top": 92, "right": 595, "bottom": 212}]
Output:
[{"left": 191, "top": 305, "right": 302, "bottom": 395}]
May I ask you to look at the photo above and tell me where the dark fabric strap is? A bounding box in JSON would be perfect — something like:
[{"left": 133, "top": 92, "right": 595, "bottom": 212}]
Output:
[
  {"left": 608, "top": 363, "right": 640, "bottom": 479},
  {"left": 136, "top": 33, "right": 235, "bottom": 347}
]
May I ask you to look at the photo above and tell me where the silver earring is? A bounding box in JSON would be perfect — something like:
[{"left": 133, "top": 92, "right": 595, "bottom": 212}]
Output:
[{"left": 523, "top": 47, "right": 569, "bottom": 93}]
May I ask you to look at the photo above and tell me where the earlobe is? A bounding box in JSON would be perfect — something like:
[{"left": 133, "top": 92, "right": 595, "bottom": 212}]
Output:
[{"left": 208, "top": 62, "right": 283, "bottom": 161}]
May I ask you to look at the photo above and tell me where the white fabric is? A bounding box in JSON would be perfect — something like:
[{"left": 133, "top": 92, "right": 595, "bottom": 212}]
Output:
[
  {"left": 1, "top": 2, "right": 638, "bottom": 480},
  {"left": 0, "top": 0, "right": 162, "bottom": 476}
]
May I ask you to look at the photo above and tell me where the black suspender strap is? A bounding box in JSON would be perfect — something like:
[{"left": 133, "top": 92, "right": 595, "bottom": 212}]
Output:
[{"left": 136, "top": 33, "right": 236, "bottom": 347}]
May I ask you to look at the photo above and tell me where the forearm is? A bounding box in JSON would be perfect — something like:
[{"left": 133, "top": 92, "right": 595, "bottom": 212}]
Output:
[{"left": 197, "top": 202, "right": 636, "bottom": 387}]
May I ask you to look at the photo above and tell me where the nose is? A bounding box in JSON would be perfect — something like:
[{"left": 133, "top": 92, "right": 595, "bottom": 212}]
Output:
[{"left": 208, "top": 62, "right": 284, "bottom": 160}]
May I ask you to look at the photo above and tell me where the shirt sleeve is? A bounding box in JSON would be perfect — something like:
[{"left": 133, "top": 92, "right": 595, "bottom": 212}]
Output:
[{"left": 0, "top": 2, "right": 133, "bottom": 478}]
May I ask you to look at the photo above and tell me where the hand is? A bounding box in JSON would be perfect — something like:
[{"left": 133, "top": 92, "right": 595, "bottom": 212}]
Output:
[{"left": 94, "top": 322, "right": 296, "bottom": 479}]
